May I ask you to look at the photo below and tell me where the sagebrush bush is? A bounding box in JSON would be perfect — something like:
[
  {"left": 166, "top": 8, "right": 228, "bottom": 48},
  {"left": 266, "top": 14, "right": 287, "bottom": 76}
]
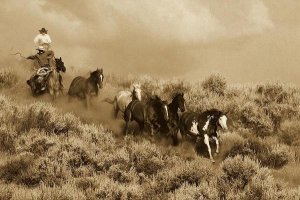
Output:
[
  {"left": 171, "top": 182, "right": 219, "bottom": 200},
  {"left": 0, "top": 124, "right": 16, "bottom": 153},
  {"left": 244, "top": 167, "right": 300, "bottom": 200},
  {"left": 37, "top": 183, "right": 85, "bottom": 200},
  {"left": 155, "top": 159, "right": 214, "bottom": 194},
  {"left": 219, "top": 156, "right": 259, "bottom": 190},
  {"left": 219, "top": 132, "right": 244, "bottom": 159},
  {"left": 0, "top": 69, "right": 18, "bottom": 88},
  {"left": 225, "top": 137, "right": 294, "bottom": 169},
  {"left": 108, "top": 165, "right": 139, "bottom": 184},
  {"left": 201, "top": 74, "right": 227, "bottom": 96},
  {"left": 129, "top": 141, "right": 166, "bottom": 176},
  {"left": 0, "top": 152, "right": 35, "bottom": 184},
  {"left": 239, "top": 101, "right": 274, "bottom": 136},
  {"left": 89, "top": 176, "right": 143, "bottom": 200},
  {"left": 0, "top": 185, "right": 12, "bottom": 200},
  {"left": 279, "top": 120, "right": 300, "bottom": 146}
]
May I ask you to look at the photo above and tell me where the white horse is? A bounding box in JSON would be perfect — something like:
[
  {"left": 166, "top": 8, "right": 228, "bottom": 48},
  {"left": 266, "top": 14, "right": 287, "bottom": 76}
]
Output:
[{"left": 103, "top": 83, "right": 142, "bottom": 118}]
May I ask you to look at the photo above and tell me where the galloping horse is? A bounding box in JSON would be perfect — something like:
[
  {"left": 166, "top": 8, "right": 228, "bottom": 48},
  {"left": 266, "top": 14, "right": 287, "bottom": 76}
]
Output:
[
  {"left": 179, "top": 109, "right": 228, "bottom": 162},
  {"left": 164, "top": 93, "right": 186, "bottom": 144},
  {"left": 124, "top": 95, "right": 169, "bottom": 135},
  {"left": 68, "top": 68, "right": 104, "bottom": 108},
  {"left": 47, "top": 57, "right": 66, "bottom": 100},
  {"left": 103, "top": 83, "right": 142, "bottom": 118}
]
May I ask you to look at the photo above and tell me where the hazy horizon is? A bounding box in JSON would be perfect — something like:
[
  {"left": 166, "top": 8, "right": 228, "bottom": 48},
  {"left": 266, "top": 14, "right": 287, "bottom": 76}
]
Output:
[{"left": 1, "top": 0, "right": 299, "bottom": 84}]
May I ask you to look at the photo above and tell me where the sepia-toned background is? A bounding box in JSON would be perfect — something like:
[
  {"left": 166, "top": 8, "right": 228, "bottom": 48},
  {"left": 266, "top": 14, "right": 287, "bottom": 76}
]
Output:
[{"left": 1, "top": 0, "right": 300, "bottom": 84}]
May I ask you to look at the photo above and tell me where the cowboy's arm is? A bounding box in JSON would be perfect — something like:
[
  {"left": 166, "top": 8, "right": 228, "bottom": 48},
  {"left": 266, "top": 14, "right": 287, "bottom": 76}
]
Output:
[{"left": 46, "top": 35, "right": 52, "bottom": 44}]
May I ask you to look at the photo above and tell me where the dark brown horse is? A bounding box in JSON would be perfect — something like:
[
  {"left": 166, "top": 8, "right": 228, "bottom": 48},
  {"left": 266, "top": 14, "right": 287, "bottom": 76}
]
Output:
[
  {"left": 163, "top": 93, "right": 186, "bottom": 144},
  {"left": 68, "top": 68, "right": 104, "bottom": 108},
  {"left": 124, "top": 95, "right": 169, "bottom": 135},
  {"left": 178, "top": 109, "right": 228, "bottom": 162}
]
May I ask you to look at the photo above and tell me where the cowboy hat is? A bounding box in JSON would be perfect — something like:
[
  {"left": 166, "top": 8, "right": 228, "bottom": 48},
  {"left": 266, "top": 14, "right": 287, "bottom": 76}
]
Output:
[
  {"left": 39, "top": 28, "right": 48, "bottom": 33},
  {"left": 36, "top": 46, "right": 45, "bottom": 51}
]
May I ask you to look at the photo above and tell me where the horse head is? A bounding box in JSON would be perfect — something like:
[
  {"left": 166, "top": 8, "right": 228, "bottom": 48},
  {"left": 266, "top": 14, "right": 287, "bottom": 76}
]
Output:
[
  {"left": 132, "top": 83, "right": 142, "bottom": 101},
  {"left": 55, "top": 57, "right": 66, "bottom": 73},
  {"left": 174, "top": 92, "right": 185, "bottom": 112},
  {"left": 199, "top": 109, "right": 228, "bottom": 134},
  {"left": 91, "top": 68, "right": 104, "bottom": 89},
  {"left": 218, "top": 111, "right": 228, "bottom": 130}
]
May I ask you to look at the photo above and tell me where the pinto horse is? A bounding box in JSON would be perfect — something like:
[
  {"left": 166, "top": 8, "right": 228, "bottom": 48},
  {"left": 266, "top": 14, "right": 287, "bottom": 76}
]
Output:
[
  {"left": 124, "top": 95, "right": 169, "bottom": 135},
  {"left": 68, "top": 68, "right": 104, "bottom": 108},
  {"left": 179, "top": 109, "right": 228, "bottom": 162},
  {"left": 103, "top": 83, "right": 142, "bottom": 118}
]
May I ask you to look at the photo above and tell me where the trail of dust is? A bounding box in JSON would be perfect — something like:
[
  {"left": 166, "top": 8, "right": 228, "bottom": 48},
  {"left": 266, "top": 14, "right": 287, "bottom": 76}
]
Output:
[
  {"left": 1, "top": 59, "right": 127, "bottom": 137},
  {"left": 1, "top": 59, "right": 223, "bottom": 164}
]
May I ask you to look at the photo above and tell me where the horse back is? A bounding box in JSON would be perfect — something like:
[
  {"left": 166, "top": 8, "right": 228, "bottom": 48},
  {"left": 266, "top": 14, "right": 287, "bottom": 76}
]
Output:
[
  {"left": 68, "top": 76, "right": 87, "bottom": 96},
  {"left": 116, "top": 91, "right": 132, "bottom": 112},
  {"left": 179, "top": 112, "right": 199, "bottom": 132},
  {"left": 125, "top": 100, "right": 145, "bottom": 123}
]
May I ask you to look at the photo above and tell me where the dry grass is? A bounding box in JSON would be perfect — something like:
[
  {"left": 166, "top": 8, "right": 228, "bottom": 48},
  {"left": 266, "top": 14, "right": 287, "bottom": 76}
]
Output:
[{"left": 0, "top": 71, "right": 299, "bottom": 199}]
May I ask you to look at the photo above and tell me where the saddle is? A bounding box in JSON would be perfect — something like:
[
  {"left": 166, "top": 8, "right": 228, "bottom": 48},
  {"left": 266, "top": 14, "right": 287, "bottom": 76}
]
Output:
[
  {"left": 35, "top": 67, "right": 52, "bottom": 85},
  {"left": 36, "top": 67, "right": 52, "bottom": 76}
]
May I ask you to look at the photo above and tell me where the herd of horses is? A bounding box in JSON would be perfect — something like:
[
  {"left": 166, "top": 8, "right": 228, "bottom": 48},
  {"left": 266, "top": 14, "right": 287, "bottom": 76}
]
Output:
[{"left": 26, "top": 58, "right": 228, "bottom": 163}]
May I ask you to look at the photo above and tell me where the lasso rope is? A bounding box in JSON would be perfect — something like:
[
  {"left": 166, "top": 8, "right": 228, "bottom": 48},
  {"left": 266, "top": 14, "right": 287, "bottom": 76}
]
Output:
[{"left": 10, "top": 52, "right": 27, "bottom": 59}]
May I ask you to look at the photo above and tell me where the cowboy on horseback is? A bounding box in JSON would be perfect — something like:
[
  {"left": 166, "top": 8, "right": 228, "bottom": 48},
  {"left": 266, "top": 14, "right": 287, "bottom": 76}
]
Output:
[{"left": 26, "top": 45, "right": 55, "bottom": 93}]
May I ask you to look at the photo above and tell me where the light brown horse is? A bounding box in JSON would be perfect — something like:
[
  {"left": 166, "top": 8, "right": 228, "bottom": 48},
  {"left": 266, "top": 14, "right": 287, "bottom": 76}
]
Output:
[{"left": 103, "top": 83, "right": 142, "bottom": 118}]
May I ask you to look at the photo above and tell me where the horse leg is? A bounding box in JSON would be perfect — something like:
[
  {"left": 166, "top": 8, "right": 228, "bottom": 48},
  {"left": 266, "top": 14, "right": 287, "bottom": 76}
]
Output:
[
  {"left": 204, "top": 134, "right": 215, "bottom": 163},
  {"left": 125, "top": 121, "right": 129, "bottom": 135},
  {"left": 138, "top": 121, "right": 144, "bottom": 135},
  {"left": 213, "top": 136, "right": 220, "bottom": 154},
  {"left": 149, "top": 123, "right": 154, "bottom": 136}
]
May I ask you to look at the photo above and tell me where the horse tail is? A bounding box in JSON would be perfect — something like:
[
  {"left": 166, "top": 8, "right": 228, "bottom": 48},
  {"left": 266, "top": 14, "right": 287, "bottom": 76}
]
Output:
[{"left": 102, "top": 97, "right": 114, "bottom": 104}]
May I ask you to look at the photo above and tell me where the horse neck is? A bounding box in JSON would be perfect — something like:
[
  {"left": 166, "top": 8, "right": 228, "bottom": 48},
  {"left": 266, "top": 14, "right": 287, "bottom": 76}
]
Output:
[
  {"left": 87, "top": 75, "right": 97, "bottom": 84},
  {"left": 132, "top": 94, "right": 138, "bottom": 101},
  {"left": 168, "top": 99, "right": 178, "bottom": 113}
]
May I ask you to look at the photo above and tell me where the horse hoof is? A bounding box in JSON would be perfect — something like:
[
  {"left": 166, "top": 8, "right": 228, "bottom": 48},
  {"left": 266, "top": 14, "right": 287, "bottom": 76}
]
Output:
[{"left": 211, "top": 159, "right": 215, "bottom": 163}]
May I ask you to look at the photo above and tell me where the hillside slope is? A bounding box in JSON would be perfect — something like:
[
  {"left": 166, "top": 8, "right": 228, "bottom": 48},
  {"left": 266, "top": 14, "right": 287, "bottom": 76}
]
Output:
[{"left": 0, "top": 68, "right": 299, "bottom": 199}]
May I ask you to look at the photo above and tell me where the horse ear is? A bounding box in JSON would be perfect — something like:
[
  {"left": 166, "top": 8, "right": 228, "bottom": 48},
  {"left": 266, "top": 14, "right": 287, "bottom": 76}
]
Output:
[{"left": 60, "top": 57, "right": 62, "bottom": 60}]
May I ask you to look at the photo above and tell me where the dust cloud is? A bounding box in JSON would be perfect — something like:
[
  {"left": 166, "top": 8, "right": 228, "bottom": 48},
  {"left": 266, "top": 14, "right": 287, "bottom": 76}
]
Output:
[{"left": 1, "top": 0, "right": 300, "bottom": 84}]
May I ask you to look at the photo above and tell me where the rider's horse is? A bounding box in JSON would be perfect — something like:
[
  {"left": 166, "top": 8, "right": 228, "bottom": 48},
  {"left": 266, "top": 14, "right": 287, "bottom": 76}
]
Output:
[
  {"left": 27, "top": 57, "right": 66, "bottom": 98},
  {"left": 47, "top": 57, "right": 66, "bottom": 100}
]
